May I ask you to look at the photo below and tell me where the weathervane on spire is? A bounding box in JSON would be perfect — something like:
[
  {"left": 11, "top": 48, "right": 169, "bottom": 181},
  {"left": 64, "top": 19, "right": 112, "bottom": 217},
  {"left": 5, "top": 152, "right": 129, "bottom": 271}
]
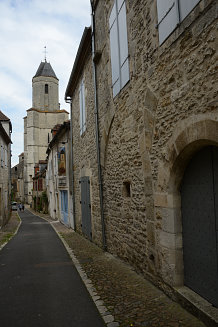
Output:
[{"left": 44, "top": 46, "right": 47, "bottom": 62}]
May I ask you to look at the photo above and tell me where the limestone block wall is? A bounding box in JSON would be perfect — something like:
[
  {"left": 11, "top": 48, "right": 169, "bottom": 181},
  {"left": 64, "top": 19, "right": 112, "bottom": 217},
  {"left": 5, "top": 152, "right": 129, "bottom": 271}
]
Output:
[
  {"left": 32, "top": 76, "right": 59, "bottom": 111},
  {"left": 24, "top": 109, "right": 69, "bottom": 204},
  {"left": 71, "top": 53, "right": 103, "bottom": 245},
  {"left": 93, "top": 0, "right": 218, "bottom": 289}
]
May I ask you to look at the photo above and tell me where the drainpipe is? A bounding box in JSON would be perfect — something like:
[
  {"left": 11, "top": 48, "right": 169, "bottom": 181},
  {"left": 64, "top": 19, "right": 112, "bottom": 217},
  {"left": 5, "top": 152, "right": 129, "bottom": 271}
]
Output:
[
  {"left": 66, "top": 97, "right": 76, "bottom": 231},
  {"left": 91, "top": 1, "right": 107, "bottom": 251}
]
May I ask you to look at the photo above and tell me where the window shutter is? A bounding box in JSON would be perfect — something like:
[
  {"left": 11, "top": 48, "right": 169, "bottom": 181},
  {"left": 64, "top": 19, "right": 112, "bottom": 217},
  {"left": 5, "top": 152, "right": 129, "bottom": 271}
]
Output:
[
  {"left": 109, "top": 3, "right": 120, "bottom": 97},
  {"left": 79, "top": 84, "right": 83, "bottom": 135},
  {"left": 82, "top": 80, "right": 86, "bottom": 133},
  {"left": 179, "top": 0, "right": 200, "bottom": 21},
  {"left": 118, "top": 1, "right": 129, "bottom": 89},
  {"left": 157, "top": 0, "right": 179, "bottom": 44},
  {"left": 1, "top": 145, "right": 3, "bottom": 167},
  {"left": 5, "top": 146, "right": 7, "bottom": 167}
]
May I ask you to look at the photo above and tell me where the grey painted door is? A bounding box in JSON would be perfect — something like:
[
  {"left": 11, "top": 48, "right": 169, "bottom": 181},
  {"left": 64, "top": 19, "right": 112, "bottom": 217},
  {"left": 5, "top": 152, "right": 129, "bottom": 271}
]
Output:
[
  {"left": 80, "top": 176, "right": 92, "bottom": 240},
  {"left": 181, "top": 146, "right": 218, "bottom": 307}
]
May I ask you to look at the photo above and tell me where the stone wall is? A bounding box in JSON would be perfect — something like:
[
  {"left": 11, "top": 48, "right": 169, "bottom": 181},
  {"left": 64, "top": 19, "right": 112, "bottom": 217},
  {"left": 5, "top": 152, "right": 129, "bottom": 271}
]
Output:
[
  {"left": 93, "top": 0, "right": 218, "bottom": 289},
  {"left": 24, "top": 109, "right": 69, "bottom": 204},
  {"left": 32, "top": 76, "right": 59, "bottom": 111},
  {"left": 71, "top": 50, "right": 103, "bottom": 245}
]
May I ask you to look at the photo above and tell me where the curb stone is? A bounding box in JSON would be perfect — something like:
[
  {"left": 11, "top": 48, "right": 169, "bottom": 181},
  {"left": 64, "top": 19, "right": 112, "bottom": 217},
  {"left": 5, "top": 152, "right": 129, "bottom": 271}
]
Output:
[
  {"left": 28, "top": 209, "right": 120, "bottom": 327},
  {"left": 55, "top": 228, "right": 119, "bottom": 327}
]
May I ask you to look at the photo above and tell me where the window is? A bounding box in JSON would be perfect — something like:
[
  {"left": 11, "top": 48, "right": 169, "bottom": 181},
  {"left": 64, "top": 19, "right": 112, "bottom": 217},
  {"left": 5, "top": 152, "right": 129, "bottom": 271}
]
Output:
[
  {"left": 157, "top": 0, "right": 201, "bottom": 44},
  {"left": 5, "top": 146, "right": 7, "bottom": 167},
  {"left": 45, "top": 84, "right": 48, "bottom": 94},
  {"left": 109, "top": 0, "right": 129, "bottom": 97},
  {"left": 123, "top": 181, "right": 131, "bottom": 197},
  {"left": 1, "top": 144, "right": 4, "bottom": 167},
  {"left": 79, "top": 79, "right": 86, "bottom": 135}
]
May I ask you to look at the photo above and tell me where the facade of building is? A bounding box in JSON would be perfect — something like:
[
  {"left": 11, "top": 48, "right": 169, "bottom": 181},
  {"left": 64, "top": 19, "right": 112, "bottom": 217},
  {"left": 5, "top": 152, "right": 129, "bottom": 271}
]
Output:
[
  {"left": 11, "top": 152, "right": 25, "bottom": 203},
  {"left": 66, "top": 0, "right": 218, "bottom": 311},
  {"left": 0, "top": 111, "right": 12, "bottom": 227},
  {"left": 46, "top": 121, "right": 73, "bottom": 227},
  {"left": 32, "top": 160, "right": 48, "bottom": 213},
  {"left": 65, "top": 27, "right": 102, "bottom": 242},
  {"left": 24, "top": 60, "right": 69, "bottom": 204}
]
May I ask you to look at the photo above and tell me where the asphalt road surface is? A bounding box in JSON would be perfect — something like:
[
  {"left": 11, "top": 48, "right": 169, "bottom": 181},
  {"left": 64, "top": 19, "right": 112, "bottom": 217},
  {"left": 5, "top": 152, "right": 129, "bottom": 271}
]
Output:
[{"left": 0, "top": 210, "right": 105, "bottom": 327}]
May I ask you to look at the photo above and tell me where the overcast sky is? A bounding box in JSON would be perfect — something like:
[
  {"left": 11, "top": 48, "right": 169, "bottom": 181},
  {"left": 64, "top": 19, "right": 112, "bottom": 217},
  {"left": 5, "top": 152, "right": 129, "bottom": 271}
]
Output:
[{"left": 0, "top": 0, "right": 91, "bottom": 166}]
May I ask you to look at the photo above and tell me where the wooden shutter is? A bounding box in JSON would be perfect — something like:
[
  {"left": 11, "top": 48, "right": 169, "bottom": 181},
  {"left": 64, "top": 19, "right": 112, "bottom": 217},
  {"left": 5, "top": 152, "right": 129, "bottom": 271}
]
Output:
[
  {"left": 157, "top": 0, "right": 179, "bottom": 44},
  {"left": 118, "top": 0, "right": 129, "bottom": 89},
  {"left": 1, "top": 145, "right": 3, "bottom": 167},
  {"left": 109, "top": 3, "right": 120, "bottom": 97},
  {"left": 82, "top": 80, "right": 86, "bottom": 133},
  {"left": 79, "top": 83, "right": 83, "bottom": 135},
  {"left": 179, "top": 0, "right": 200, "bottom": 21},
  {"left": 79, "top": 80, "right": 86, "bottom": 135},
  {"left": 5, "top": 146, "right": 7, "bottom": 167}
]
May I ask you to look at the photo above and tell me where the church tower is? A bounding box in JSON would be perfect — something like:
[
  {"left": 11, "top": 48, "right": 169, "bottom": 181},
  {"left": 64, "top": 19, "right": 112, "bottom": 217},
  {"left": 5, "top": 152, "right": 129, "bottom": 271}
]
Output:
[
  {"left": 24, "top": 59, "right": 68, "bottom": 204},
  {"left": 32, "top": 60, "right": 59, "bottom": 111}
]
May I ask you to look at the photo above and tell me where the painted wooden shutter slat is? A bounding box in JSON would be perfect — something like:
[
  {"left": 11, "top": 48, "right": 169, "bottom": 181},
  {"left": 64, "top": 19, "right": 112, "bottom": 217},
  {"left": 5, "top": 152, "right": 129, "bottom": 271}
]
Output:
[
  {"left": 109, "top": 3, "right": 116, "bottom": 28},
  {"left": 179, "top": 0, "right": 200, "bottom": 21},
  {"left": 117, "top": 0, "right": 125, "bottom": 12},
  {"left": 157, "top": 0, "right": 179, "bottom": 44},
  {"left": 118, "top": 1, "right": 129, "bottom": 89},
  {"left": 109, "top": 5, "right": 120, "bottom": 97}
]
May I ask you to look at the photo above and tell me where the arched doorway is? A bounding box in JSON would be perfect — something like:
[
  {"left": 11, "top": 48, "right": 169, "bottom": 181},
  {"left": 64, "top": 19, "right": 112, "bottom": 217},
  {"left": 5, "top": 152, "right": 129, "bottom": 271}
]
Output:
[{"left": 181, "top": 146, "right": 218, "bottom": 307}]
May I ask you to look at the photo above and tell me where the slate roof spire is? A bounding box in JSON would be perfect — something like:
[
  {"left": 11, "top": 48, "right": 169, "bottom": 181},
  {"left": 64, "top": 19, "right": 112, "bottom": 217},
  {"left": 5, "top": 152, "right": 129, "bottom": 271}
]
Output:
[{"left": 34, "top": 60, "right": 58, "bottom": 79}]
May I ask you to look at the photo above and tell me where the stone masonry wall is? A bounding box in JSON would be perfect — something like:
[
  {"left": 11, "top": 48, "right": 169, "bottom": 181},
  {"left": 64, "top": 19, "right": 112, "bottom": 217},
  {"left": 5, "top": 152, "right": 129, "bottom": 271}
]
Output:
[
  {"left": 93, "top": 0, "right": 218, "bottom": 288},
  {"left": 71, "top": 52, "right": 103, "bottom": 245}
]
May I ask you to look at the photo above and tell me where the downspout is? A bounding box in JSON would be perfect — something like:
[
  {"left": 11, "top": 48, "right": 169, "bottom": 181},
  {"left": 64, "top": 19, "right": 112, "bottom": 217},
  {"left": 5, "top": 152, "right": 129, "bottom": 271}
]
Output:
[
  {"left": 66, "top": 97, "right": 76, "bottom": 231},
  {"left": 91, "top": 1, "right": 107, "bottom": 251}
]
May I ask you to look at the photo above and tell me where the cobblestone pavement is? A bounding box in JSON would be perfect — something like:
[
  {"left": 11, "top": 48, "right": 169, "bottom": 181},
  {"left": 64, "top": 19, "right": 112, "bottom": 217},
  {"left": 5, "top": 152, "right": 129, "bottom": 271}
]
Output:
[{"left": 27, "top": 209, "right": 207, "bottom": 327}]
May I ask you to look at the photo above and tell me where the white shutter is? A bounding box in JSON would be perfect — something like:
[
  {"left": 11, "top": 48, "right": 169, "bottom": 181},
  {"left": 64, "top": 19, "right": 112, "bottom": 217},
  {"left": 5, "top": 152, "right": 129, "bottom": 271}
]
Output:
[
  {"left": 118, "top": 1, "right": 129, "bottom": 89},
  {"left": 179, "top": 0, "right": 200, "bottom": 21},
  {"left": 5, "top": 146, "right": 7, "bottom": 167},
  {"left": 1, "top": 145, "right": 3, "bottom": 167},
  {"left": 109, "top": 3, "right": 120, "bottom": 97},
  {"left": 82, "top": 80, "right": 86, "bottom": 133},
  {"left": 157, "top": 0, "right": 179, "bottom": 44},
  {"left": 79, "top": 84, "right": 83, "bottom": 135}
]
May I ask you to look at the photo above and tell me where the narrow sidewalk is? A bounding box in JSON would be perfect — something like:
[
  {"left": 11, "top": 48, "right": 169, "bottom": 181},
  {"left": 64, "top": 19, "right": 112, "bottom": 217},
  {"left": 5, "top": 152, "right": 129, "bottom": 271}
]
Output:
[{"left": 27, "top": 208, "right": 209, "bottom": 327}]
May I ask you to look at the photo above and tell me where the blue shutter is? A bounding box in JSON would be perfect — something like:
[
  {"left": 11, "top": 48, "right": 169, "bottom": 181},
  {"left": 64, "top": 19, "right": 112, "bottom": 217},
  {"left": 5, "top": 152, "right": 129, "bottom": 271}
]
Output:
[
  {"left": 157, "top": 0, "right": 179, "bottom": 44},
  {"left": 118, "top": 1, "right": 129, "bottom": 89},
  {"left": 179, "top": 0, "right": 200, "bottom": 21},
  {"left": 109, "top": 3, "right": 120, "bottom": 97}
]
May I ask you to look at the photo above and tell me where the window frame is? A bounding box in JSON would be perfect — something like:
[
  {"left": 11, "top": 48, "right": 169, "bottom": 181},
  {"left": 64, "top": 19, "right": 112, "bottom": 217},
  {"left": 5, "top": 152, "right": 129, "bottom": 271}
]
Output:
[
  {"left": 79, "top": 78, "right": 86, "bottom": 136},
  {"left": 109, "top": 0, "right": 130, "bottom": 98},
  {"left": 157, "top": 0, "right": 201, "bottom": 45}
]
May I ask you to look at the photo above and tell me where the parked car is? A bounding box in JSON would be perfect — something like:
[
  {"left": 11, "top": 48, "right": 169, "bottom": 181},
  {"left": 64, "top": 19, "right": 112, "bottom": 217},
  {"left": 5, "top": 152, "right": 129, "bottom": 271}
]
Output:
[{"left": 11, "top": 202, "right": 17, "bottom": 210}]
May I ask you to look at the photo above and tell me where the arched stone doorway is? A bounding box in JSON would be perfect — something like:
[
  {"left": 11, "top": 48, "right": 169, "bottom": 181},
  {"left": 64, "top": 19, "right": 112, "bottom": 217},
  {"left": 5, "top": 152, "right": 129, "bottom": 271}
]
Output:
[
  {"left": 180, "top": 145, "right": 218, "bottom": 307},
  {"left": 154, "top": 118, "right": 218, "bottom": 300}
]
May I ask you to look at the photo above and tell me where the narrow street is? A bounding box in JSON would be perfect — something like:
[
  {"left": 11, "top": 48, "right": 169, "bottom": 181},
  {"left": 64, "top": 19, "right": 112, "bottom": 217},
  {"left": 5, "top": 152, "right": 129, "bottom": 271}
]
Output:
[{"left": 0, "top": 210, "right": 105, "bottom": 327}]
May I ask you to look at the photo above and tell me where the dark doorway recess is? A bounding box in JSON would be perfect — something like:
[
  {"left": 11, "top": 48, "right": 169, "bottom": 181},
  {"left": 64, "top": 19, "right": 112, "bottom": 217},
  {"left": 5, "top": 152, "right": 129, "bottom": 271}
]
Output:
[{"left": 181, "top": 146, "right": 218, "bottom": 307}]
